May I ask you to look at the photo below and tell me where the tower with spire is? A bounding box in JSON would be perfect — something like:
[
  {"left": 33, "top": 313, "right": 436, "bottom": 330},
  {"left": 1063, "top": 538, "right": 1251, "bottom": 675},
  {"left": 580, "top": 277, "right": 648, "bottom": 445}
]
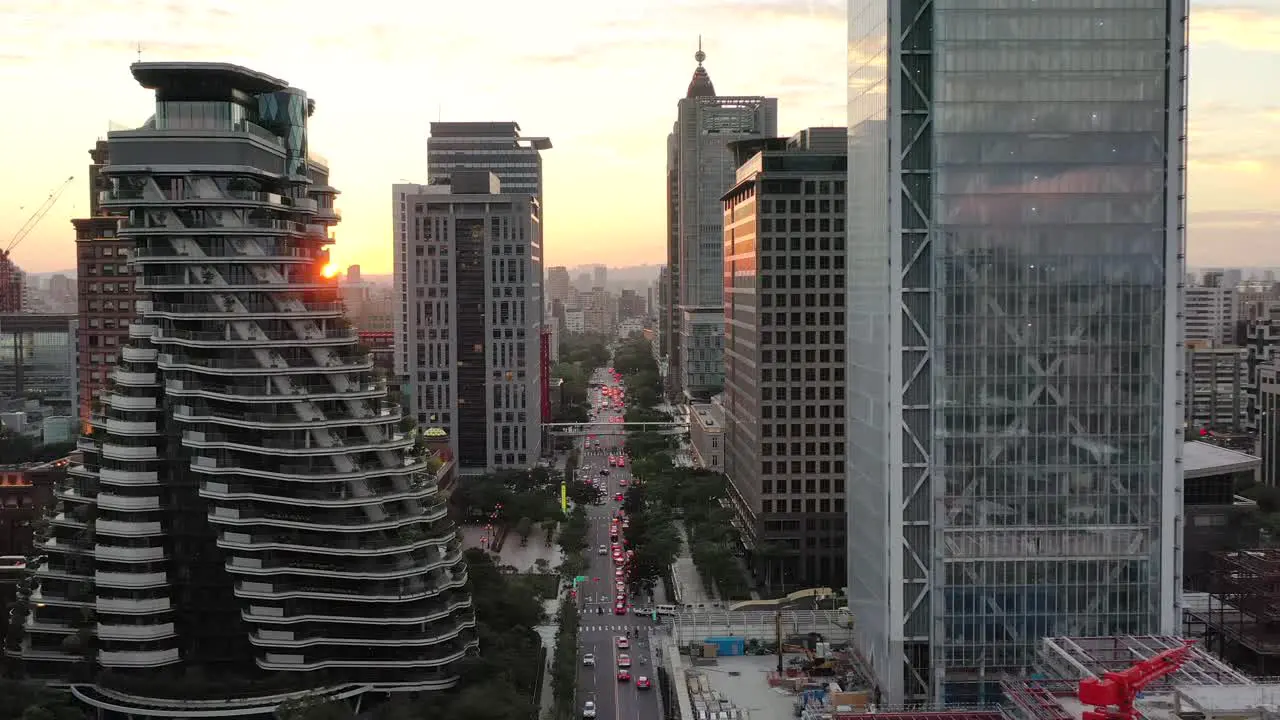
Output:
[
  {"left": 661, "top": 37, "right": 776, "bottom": 401},
  {"left": 687, "top": 36, "right": 716, "bottom": 98}
]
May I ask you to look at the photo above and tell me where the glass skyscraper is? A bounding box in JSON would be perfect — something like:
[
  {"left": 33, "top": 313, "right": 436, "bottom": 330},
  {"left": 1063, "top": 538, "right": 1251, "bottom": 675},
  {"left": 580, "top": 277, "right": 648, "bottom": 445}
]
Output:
[{"left": 845, "top": 0, "right": 1187, "bottom": 704}]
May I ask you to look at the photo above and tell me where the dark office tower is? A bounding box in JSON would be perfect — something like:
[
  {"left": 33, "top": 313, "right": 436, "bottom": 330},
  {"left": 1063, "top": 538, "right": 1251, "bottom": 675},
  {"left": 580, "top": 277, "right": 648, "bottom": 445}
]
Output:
[
  {"left": 846, "top": 1, "right": 1188, "bottom": 705},
  {"left": 12, "top": 63, "right": 474, "bottom": 716},
  {"left": 721, "top": 128, "right": 848, "bottom": 593}
]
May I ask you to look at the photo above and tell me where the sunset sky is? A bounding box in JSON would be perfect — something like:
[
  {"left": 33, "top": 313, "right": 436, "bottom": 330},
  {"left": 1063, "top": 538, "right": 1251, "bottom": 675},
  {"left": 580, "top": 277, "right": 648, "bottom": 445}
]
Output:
[{"left": 0, "top": 0, "right": 1276, "bottom": 275}]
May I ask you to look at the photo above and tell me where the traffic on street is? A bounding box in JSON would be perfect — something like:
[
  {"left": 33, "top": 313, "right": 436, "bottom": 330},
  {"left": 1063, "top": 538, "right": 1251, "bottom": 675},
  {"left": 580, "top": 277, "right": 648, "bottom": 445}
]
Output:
[{"left": 575, "top": 363, "right": 661, "bottom": 720}]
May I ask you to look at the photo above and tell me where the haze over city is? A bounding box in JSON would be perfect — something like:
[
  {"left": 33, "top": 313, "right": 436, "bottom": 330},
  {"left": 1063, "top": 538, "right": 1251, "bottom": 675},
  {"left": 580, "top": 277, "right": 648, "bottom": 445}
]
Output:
[{"left": 1, "top": 0, "right": 1278, "bottom": 274}]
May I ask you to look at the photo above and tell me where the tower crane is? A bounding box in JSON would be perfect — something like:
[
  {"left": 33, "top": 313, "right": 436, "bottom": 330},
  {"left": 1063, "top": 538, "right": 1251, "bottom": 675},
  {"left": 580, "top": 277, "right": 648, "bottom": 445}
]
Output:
[
  {"left": 1078, "top": 640, "right": 1196, "bottom": 720},
  {"left": 0, "top": 175, "right": 75, "bottom": 313},
  {"left": 5, "top": 175, "right": 75, "bottom": 257}
]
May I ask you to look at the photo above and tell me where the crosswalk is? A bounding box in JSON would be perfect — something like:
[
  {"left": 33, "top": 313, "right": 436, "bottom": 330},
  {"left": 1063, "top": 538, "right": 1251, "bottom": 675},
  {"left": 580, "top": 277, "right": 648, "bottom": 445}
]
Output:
[{"left": 580, "top": 624, "right": 653, "bottom": 633}]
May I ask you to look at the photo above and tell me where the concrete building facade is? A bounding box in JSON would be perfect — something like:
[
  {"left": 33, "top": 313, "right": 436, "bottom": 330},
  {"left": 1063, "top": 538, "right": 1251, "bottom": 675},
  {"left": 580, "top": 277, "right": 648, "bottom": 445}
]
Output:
[
  {"left": 721, "top": 129, "right": 848, "bottom": 593},
  {"left": 393, "top": 173, "right": 543, "bottom": 473}
]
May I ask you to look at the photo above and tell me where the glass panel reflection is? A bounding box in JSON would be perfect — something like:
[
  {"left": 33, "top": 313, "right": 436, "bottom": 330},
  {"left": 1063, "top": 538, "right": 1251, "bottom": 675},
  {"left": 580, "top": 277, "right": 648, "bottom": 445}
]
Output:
[{"left": 932, "top": 0, "right": 1173, "bottom": 698}]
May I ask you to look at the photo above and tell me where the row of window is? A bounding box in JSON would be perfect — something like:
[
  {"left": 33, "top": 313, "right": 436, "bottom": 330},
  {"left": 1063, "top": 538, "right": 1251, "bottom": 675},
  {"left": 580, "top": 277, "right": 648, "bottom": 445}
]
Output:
[
  {"left": 763, "top": 476, "right": 846, "bottom": 495},
  {"left": 758, "top": 366, "right": 845, "bottom": 384},
  {"left": 82, "top": 264, "right": 133, "bottom": 278},
  {"left": 759, "top": 292, "right": 845, "bottom": 309},
  {"left": 760, "top": 330, "right": 846, "bottom": 346},
  {"left": 81, "top": 283, "right": 135, "bottom": 295},
  {"left": 760, "top": 197, "right": 847, "bottom": 214},
  {"left": 760, "top": 348, "right": 845, "bottom": 365},
  {"left": 84, "top": 300, "right": 135, "bottom": 312},
  {"left": 758, "top": 217, "right": 846, "bottom": 234},
  {"left": 763, "top": 498, "right": 846, "bottom": 515},
  {"left": 85, "top": 318, "right": 131, "bottom": 330},
  {"left": 761, "top": 459, "right": 847, "bottom": 476},
  {"left": 762, "top": 181, "right": 845, "bottom": 202},
  {"left": 761, "top": 256, "right": 846, "bottom": 274}
]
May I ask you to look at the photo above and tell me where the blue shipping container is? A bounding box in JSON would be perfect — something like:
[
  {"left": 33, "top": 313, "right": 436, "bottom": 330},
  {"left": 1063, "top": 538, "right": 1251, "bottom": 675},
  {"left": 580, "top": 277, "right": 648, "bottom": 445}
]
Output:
[{"left": 704, "top": 636, "right": 746, "bottom": 657}]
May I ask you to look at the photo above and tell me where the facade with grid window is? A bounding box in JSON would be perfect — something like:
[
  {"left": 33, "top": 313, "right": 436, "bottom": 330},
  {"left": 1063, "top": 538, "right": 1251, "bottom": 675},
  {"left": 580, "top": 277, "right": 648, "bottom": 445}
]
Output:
[
  {"left": 848, "top": 0, "right": 1186, "bottom": 704},
  {"left": 394, "top": 172, "right": 543, "bottom": 473},
  {"left": 721, "top": 128, "right": 848, "bottom": 592}
]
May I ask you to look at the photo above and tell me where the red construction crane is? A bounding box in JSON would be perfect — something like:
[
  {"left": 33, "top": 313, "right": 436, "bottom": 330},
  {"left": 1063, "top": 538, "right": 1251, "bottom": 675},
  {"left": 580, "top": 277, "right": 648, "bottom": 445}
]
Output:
[
  {"left": 1078, "top": 640, "right": 1196, "bottom": 720},
  {"left": 0, "top": 175, "right": 75, "bottom": 312}
]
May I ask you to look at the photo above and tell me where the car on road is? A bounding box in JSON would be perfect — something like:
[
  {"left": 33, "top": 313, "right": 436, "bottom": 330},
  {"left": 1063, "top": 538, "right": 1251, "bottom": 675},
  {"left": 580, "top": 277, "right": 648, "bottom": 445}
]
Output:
[
  {"left": 598, "top": 545, "right": 607, "bottom": 556},
  {"left": 615, "top": 568, "right": 625, "bottom": 578},
  {"left": 616, "top": 636, "right": 629, "bottom": 649},
  {"left": 618, "top": 478, "right": 627, "bottom": 487},
  {"left": 613, "top": 555, "right": 626, "bottom": 566},
  {"left": 614, "top": 602, "right": 627, "bottom": 615},
  {"left": 583, "top": 653, "right": 595, "bottom": 666},
  {"left": 632, "top": 606, "right": 649, "bottom": 616},
  {"left": 583, "top": 700, "right": 597, "bottom": 717},
  {"left": 615, "top": 582, "right": 626, "bottom": 593},
  {"left": 636, "top": 676, "right": 651, "bottom": 690},
  {"left": 617, "top": 670, "right": 631, "bottom": 682},
  {"left": 599, "top": 469, "right": 610, "bottom": 476},
  {"left": 614, "top": 493, "right": 624, "bottom": 502},
  {"left": 618, "top": 654, "right": 631, "bottom": 667}
]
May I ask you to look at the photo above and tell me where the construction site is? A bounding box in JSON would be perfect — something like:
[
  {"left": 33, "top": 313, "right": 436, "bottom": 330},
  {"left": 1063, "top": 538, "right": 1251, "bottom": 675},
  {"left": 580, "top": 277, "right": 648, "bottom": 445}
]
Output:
[
  {"left": 1185, "top": 549, "right": 1280, "bottom": 676},
  {"left": 656, "top": 588, "right": 1280, "bottom": 720}
]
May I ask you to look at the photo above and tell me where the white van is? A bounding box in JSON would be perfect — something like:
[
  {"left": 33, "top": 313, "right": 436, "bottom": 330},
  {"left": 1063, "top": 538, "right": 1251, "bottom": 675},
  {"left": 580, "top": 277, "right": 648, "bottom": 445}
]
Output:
[{"left": 655, "top": 604, "right": 678, "bottom": 617}]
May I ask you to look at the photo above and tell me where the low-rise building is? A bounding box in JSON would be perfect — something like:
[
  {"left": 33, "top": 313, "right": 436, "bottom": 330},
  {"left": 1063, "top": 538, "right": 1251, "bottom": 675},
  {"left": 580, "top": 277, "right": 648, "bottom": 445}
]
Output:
[
  {"left": 1182, "top": 441, "right": 1261, "bottom": 591},
  {"left": 690, "top": 400, "right": 724, "bottom": 473}
]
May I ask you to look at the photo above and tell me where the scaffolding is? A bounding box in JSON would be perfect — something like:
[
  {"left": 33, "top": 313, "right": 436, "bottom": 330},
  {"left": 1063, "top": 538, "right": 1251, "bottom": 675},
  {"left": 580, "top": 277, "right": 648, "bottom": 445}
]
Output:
[{"left": 1187, "top": 550, "right": 1280, "bottom": 675}]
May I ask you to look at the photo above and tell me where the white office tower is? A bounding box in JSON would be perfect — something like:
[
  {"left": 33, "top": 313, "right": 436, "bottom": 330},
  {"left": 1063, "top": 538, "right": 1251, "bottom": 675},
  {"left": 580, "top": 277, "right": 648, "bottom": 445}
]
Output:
[
  {"left": 16, "top": 63, "right": 474, "bottom": 713},
  {"left": 846, "top": 1, "right": 1188, "bottom": 705},
  {"left": 394, "top": 172, "right": 543, "bottom": 473}
]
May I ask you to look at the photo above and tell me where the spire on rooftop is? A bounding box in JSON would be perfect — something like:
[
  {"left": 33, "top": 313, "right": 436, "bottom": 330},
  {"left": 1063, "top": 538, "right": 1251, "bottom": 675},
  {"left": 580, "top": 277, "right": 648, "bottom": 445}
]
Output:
[{"left": 686, "top": 35, "right": 716, "bottom": 98}]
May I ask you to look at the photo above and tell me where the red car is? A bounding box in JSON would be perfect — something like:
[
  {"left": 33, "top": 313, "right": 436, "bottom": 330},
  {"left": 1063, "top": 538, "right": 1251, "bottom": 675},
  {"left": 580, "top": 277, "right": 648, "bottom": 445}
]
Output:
[
  {"left": 617, "top": 670, "right": 631, "bottom": 682},
  {"left": 614, "top": 493, "right": 624, "bottom": 502},
  {"left": 636, "top": 676, "right": 651, "bottom": 690}
]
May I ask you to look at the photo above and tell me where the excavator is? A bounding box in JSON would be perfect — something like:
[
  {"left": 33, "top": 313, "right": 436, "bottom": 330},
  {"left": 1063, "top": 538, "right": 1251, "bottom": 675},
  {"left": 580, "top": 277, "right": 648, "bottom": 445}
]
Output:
[{"left": 1078, "top": 640, "right": 1196, "bottom": 720}]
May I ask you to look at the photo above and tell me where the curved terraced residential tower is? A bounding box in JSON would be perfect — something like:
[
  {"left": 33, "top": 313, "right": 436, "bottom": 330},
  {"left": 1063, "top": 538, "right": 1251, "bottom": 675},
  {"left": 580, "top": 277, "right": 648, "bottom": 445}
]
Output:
[{"left": 12, "top": 63, "right": 475, "bottom": 715}]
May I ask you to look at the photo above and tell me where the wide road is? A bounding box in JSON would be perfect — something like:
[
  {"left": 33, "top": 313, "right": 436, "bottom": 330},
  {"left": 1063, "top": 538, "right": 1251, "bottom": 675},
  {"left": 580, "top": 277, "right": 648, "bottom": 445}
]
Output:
[{"left": 574, "top": 363, "right": 662, "bottom": 720}]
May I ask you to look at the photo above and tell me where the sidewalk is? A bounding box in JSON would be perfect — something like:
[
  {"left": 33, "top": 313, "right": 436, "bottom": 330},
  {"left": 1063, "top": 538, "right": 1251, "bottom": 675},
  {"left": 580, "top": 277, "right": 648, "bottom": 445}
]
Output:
[
  {"left": 666, "top": 521, "right": 719, "bottom": 606},
  {"left": 535, "top": 598, "right": 561, "bottom": 720}
]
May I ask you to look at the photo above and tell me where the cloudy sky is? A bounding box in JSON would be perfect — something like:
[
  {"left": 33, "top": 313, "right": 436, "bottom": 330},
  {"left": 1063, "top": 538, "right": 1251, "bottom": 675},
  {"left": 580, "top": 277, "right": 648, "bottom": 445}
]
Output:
[{"left": 0, "top": 0, "right": 1276, "bottom": 275}]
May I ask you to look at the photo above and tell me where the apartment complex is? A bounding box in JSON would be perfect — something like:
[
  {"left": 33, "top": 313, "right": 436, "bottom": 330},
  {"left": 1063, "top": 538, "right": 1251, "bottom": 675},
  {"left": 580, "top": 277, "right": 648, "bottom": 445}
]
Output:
[
  {"left": 664, "top": 45, "right": 776, "bottom": 400},
  {"left": 846, "top": 1, "right": 1188, "bottom": 703},
  {"left": 1185, "top": 280, "right": 1237, "bottom": 346},
  {"left": 1185, "top": 344, "right": 1247, "bottom": 431},
  {"left": 14, "top": 63, "right": 473, "bottom": 714},
  {"left": 75, "top": 141, "right": 140, "bottom": 423},
  {"left": 721, "top": 129, "right": 848, "bottom": 591},
  {"left": 393, "top": 172, "right": 543, "bottom": 473}
]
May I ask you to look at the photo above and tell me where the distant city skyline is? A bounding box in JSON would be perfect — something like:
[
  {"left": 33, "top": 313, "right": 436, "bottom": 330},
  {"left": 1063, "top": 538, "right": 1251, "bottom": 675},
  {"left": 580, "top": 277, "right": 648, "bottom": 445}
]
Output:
[{"left": 1, "top": 1, "right": 1277, "bottom": 274}]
